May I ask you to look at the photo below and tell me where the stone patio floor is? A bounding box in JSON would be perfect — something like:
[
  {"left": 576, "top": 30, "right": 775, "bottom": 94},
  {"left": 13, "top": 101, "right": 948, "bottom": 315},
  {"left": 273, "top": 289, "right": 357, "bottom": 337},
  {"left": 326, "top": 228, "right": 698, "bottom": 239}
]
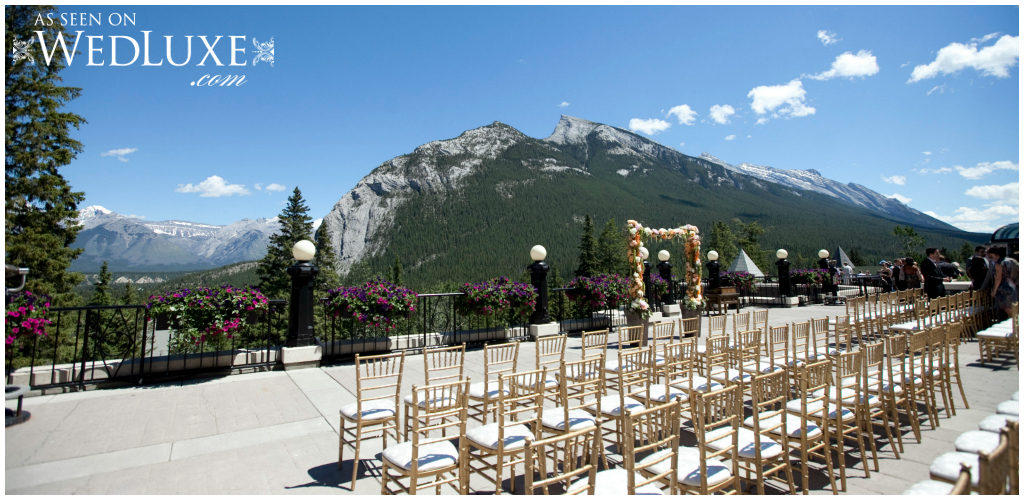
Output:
[{"left": 5, "top": 304, "right": 1019, "bottom": 494}]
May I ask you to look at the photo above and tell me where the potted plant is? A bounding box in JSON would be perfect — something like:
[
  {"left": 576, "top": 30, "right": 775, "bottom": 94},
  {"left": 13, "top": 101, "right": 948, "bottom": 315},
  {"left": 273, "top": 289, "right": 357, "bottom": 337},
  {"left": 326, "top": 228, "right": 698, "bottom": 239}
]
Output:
[
  {"left": 325, "top": 277, "right": 417, "bottom": 332},
  {"left": 148, "top": 285, "right": 269, "bottom": 349},
  {"left": 5, "top": 291, "right": 52, "bottom": 348}
]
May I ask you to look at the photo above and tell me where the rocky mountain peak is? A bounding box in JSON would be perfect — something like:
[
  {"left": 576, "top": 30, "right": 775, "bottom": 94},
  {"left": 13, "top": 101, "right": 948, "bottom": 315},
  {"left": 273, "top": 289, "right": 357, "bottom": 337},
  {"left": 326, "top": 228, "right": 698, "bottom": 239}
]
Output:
[
  {"left": 77, "top": 205, "right": 114, "bottom": 219},
  {"left": 544, "top": 115, "right": 603, "bottom": 144},
  {"left": 413, "top": 121, "right": 526, "bottom": 159}
]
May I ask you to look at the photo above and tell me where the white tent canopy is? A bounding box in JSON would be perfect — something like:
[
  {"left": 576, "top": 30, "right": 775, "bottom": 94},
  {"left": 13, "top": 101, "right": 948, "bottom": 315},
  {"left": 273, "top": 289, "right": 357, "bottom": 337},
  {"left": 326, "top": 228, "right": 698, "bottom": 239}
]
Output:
[{"left": 727, "top": 249, "right": 764, "bottom": 277}]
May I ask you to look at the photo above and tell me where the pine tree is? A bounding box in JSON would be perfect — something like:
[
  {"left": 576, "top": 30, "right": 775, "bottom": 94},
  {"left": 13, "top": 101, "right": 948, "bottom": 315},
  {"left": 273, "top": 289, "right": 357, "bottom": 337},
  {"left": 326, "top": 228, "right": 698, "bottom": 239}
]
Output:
[
  {"left": 343, "top": 259, "right": 373, "bottom": 287},
  {"left": 596, "top": 218, "right": 627, "bottom": 275},
  {"left": 313, "top": 223, "right": 341, "bottom": 297},
  {"left": 707, "top": 220, "right": 738, "bottom": 271},
  {"left": 89, "top": 261, "right": 113, "bottom": 306},
  {"left": 733, "top": 219, "right": 771, "bottom": 273},
  {"left": 387, "top": 256, "right": 403, "bottom": 286},
  {"left": 6, "top": 6, "right": 87, "bottom": 305},
  {"left": 121, "top": 280, "right": 140, "bottom": 305},
  {"left": 257, "top": 187, "right": 313, "bottom": 299},
  {"left": 575, "top": 215, "right": 599, "bottom": 278}
]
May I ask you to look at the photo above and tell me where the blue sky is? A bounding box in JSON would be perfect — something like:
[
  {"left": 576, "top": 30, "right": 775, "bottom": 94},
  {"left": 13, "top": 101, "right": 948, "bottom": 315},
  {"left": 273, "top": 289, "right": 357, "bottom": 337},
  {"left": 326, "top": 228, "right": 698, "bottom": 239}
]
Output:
[{"left": 45, "top": 4, "right": 1019, "bottom": 232}]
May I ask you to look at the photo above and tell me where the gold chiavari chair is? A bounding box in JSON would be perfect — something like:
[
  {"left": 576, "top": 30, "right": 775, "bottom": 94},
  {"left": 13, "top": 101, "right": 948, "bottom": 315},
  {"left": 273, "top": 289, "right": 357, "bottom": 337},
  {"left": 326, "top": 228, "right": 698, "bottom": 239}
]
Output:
[
  {"left": 468, "top": 342, "right": 520, "bottom": 425},
  {"left": 669, "top": 337, "right": 723, "bottom": 401},
  {"left": 466, "top": 369, "right": 545, "bottom": 494},
  {"left": 651, "top": 320, "right": 675, "bottom": 350},
  {"left": 786, "top": 359, "right": 839, "bottom": 495},
  {"left": 680, "top": 316, "right": 699, "bottom": 338},
  {"left": 859, "top": 340, "right": 902, "bottom": 459},
  {"left": 930, "top": 423, "right": 1013, "bottom": 494},
  {"left": 579, "top": 329, "right": 608, "bottom": 360},
  {"left": 524, "top": 426, "right": 600, "bottom": 495},
  {"left": 535, "top": 334, "right": 566, "bottom": 404},
  {"left": 619, "top": 400, "right": 682, "bottom": 495},
  {"left": 547, "top": 356, "right": 608, "bottom": 468},
  {"left": 811, "top": 316, "right": 832, "bottom": 358},
  {"left": 927, "top": 326, "right": 954, "bottom": 419},
  {"left": 602, "top": 325, "right": 644, "bottom": 394},
  {"left": 792, "top": 320, "right": 822, "bottom": 365},
  {"left": 680, "top": 385, "right": 743, "bottom": 495},
  {"left": 382, "top": 379, "right": 470, "bottom": 495},
  {"left": 941, "top": 323, "right": 969, "bottom": 411},
  {"left": 818, "top": 350, "right": 873, "bottom": 490},
  {"left": 908, "top": 330, "right": 940, "bottom": 431},
  {"left": 763, "top": 324, "right": 793, "bottom": 372},
  {"left": 590, "top": 346, "right": 650, "bottom": 455},
  {"left": 828, "top": 315, "right": 856, "bottom": 358},
  {"left": 753, "top": 309, "right": 770, "bottom": 335},
  {"left": 707, "top": 313, "right": 728, "bottom": 340},
  {"left": 340, "top": 351, "right": 406, "bottom": 489},
  {"left": 740, "top": 369, "right": 797, "bottom": 494},
  {"left": 880, "top": 333, "right": 923, "bottom": 444},
  {"left": 404, "top": 343, "right": 465, "bottom": 440},
  {"left": 734, "top": 311, "right": 752, "bottom": 337}
]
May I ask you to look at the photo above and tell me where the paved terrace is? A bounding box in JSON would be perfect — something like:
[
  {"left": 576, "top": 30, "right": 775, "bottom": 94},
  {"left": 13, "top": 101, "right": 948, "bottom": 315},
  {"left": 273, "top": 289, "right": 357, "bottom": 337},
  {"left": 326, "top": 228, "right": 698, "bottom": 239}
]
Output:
[{"left": 5, "top": 304, "right": 1019, "bottom": 495}]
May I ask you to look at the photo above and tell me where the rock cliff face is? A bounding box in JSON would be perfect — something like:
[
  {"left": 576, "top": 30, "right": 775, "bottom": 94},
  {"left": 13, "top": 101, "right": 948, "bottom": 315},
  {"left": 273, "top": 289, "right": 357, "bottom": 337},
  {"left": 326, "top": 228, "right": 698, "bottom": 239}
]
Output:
[
  {"left": 320, "top": 115, "right": 961, "bottom": 279},
  {"left": 72, "top": 206, "right": 279, "bottom": 271}
]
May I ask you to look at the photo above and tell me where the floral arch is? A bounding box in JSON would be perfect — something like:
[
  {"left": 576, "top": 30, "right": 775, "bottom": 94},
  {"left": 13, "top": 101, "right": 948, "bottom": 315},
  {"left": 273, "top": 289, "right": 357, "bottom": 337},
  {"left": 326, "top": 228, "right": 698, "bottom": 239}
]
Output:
[{"left": 626, "top": 220, "right": 703, "bottom": 318}]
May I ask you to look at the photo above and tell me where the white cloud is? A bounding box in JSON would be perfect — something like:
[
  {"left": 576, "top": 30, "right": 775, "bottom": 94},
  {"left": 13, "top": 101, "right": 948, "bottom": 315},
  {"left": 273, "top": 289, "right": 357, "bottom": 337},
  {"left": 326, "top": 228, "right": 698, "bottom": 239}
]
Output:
[
  {"left": 254, "top": 183, "right": 263, "bottom": 191},
  {"left": 926, "top": 84, "right": 949, "bottom": 95},
  {"left": 807, "top": 50, "right": 880, "bottom": 81},
  {"left": 746, "top": 135, "right": 751, "bottom": 138},
  {"left": 708, "top": 104, "right": 736, "bottom": 125},
  {"left": 908, "top": 34, "right": 1019, "bottom": 83},
  {"left": 900, "top": 61, "right": 911, "bottom": 68},
  {"left": 817, "top": 30, "right": 840, "bottom": 46},
  {"left": 915, "top": 167, "right": 952, "bottom": 174},
  {"left": 558, "top": 101, "right": 570, "bottom": 107},
  {"left": 724, "top": 135, "right": 736, "bottom": 141},
  {"left": 265, "top": 183, "right": 287, "bottom": 192},
  {"left": 954, "top": 161, "right": 1018, "bottom": 180},
  {"left": 756, "top": 117, "right": 770, "bottom": 125},
  {"left": 925, "top": 205, "right": 1019, "bottom": 232},
  {"left": 747, "top": 79, "right": 815, "bottom": 119},
  {"left": 971, "top": 32, "right": 1001, "bottom": 44},
  {"left": 679, "top": 142, "right": 685, "bottom": 147},
  {"left": 922, "top": 151, "right": 932, "bottom": 156},
  {"left": 100, "top": 147, "right": 138, "bottom": 162},
  {"left": 666, "top": 104, "right": 698, "bottom": 125},
  {"left": 175, "top": 175, "right": 251, "bottom": 197},
  {"left": 887, "top": 193, "right": 912, "bottom": 204},
  {"left": 882, "top": 175, "right": 906, "bottom": 185},
  {"left": 628, "top": 118, "right": 671, "bottom": 135},
  {"left": 965, "top": 182, "right": 1019, "bottom": 205}
]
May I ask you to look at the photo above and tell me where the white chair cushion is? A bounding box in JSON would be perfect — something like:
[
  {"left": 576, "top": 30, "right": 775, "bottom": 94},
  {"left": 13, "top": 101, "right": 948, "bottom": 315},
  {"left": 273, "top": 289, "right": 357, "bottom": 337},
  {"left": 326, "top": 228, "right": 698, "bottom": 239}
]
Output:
[
  {"left": 1012, "top": 391, "right": 1019, "bottom": 401},
  {"left": 695, "top": 345, "right": 707, "bottom": 355},
  {"left": 587, "top": 395, "right": 644, "bottom": 417},
  {"left": 890, "top": 321, "right": 920, "bottom": 331},
  {"left": 705, "top": 426, "right": 784, "bottom": 459},
  {"left": 758, "top": 355, "right": 790, "bottom": 368},
  {"left": 785, "top": 399, "right": 855, "bottom": 422},
  {"left": 647, "top": 384, "right": 689, "bottom": 403},
  {"left": 865, "top": 377, "right": 904, "bottom": 396},
  {"left": 978, "top": 414, "right": 1019, "bottom": 433},
  {"left": 930, "top": 452, "right": 980, "bottom": 487},
  {"left": 670, "top": 375, "right": 723, "bottom": 393},
  {"left": 978, "top": 329, "right": 1013, "bottom": 339},
  {"left": 642, "top": 446, "right": 732, "bottom": 488},
  {"left": 466, "top": 422, "right": 533, "bottom": 450},
  {"left": 709, "top": 368, "right": 752, "bottom": 384},
  {"left": 996, "top": 400, "right": 1018, "bottom": 416},
  {"left": 469, "top": 381, "right": 508, "bottom": 400},
  {"left": 569, "top": 468, "right": 663, "bottom": 495},
  {"left": 604, "top": 359, "right": 636, "bottom": 372},
  {"left": 340, "top": 399, "right": 396, "bottom": 421},
  {"left": 742, "top": 359, "right": 784, "bottom": 374},
  {"left": 816, "top": 347, "right": 844, "bottom": 356},
  {"left": 541, "top": 408, "right": 597, "bottom": 432},
  {"left": 793, "top": 351, "right": 827, "bottom": 362},
  {"left": 382, "top": 440, "right": 459, "bottom": 472},
  {"left": 902, "top": 479, "right": 955, "bottom": 495},
  {"left": 812, "top": 387, "right": 880, "bottom": 407},
  {"left": 743, "top": 411, "right": 822, "bottom": 439},
  {"left": 535, "top": 375, "right": 560, "bottom": 390},
  {"left": 954, "top": 430, "right": 1000, "bottom": 455}
]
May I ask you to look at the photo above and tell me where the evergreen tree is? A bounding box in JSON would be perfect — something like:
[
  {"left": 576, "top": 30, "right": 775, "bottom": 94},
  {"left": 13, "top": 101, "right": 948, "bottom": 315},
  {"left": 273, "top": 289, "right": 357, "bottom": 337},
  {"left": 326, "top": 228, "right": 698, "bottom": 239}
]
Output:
[
  {"left": 732, "top": 219, "right": 771, "bottom": 273},
  {"left": 387, "top": 256, "right": 403, "bottom": 286},
  {"left": 575, "top": 215, "right": 599, "bottom": 278},
  {"left": 548, "top": 266, "right": 567, "bottom": 321},
  {"left": 343, "top": 259, "right": 373, "bottom": 287},
  {"left": 848, "top": 248, "right": 866, "bottom": 267},
  {"left": 596, "top": 218, "right": 627, "bottom": 275},
  {"left": 257, "top": 187, "right": 313, "bottom": 299},
  {"left": 313, "top": 223, "right": 341, "bottom": 296},
  {"left": 892, "top": 225, "right": 925, "bottom": 263},
  {"left": 89, "top": 261, "right": 113, "bottom": 306},
  {"left": 6, "top": 6, "right": 87, "bottom": 305},
  {"left": 955, "top": 242, "right": 975, "bottom": 265},
  {"left": 121, "top": 280, "right": 140, "bottom": 306},
  {"left": 707, "top": 220, "right": 738, "bottom": 271}
]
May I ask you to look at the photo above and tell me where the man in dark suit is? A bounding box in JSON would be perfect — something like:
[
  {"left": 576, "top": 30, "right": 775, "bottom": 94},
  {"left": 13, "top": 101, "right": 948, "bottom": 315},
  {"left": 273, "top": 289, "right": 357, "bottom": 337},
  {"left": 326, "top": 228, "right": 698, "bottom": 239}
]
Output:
[
  {"left": 968, "top": 246, "right": 992, "bottom": 290},
  {"left": 921, "top": 247, "right": 948, "bottom": 299}
]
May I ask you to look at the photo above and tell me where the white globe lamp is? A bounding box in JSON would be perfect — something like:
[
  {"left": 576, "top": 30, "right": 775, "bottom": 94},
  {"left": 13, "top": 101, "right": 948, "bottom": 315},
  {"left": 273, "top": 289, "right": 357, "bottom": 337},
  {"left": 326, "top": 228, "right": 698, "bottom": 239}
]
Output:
[
  {"left": 530, "top": 245, "right": 547, "bottom": 262},
  {"left": 776, "top": 249, "right": 789, "bottom": 260},
  {"left": 818, "top": 249, "right": 829, "bottom": 259},
  {"left": 640, "top": 247, "right": 650, "bottom": 260},
  {"left": 708, "top": 250, "right": 719, "bottom": 261},
  {"left": 658, "top": 250, "right": 670, "bottom": 262},
  {"left": 292, "top": 240, "right": 316, "bottom": 262}
]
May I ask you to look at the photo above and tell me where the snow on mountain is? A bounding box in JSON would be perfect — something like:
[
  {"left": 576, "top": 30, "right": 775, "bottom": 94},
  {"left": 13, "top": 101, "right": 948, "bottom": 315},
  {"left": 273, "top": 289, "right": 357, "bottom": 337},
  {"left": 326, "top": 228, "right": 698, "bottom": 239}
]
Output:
[
  {"left": 545, "top": 115, "right": 666, "bottom": 159},
  {"left": 698, "top": 153, "right": 949, "bottom": 228}
]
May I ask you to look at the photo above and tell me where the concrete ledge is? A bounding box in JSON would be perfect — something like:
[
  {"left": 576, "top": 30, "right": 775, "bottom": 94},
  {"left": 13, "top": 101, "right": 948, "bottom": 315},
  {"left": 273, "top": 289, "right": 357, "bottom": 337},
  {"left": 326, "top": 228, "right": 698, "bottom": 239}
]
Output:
[
  {"left": 662, "top": 304, "right": 681, "bottom": 317},
  {"left": 529, "top": 322, "right": 560, "bottom": 340},
  {"left": 783, "top": 296, "right": 800, "bottom": 308},
  {"left": 279, "top": 345, "right": 322, "bottom": 371}
]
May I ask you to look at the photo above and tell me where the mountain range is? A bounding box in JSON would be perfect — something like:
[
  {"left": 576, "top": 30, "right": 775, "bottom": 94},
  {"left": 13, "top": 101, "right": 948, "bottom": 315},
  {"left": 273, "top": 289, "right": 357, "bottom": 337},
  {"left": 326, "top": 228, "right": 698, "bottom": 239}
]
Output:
[
  {"left": 319, "top": 115, "right": 981, "bottom": 288},
  {"left": 75, "top": 115, "right": 981, "bottom": 279}
]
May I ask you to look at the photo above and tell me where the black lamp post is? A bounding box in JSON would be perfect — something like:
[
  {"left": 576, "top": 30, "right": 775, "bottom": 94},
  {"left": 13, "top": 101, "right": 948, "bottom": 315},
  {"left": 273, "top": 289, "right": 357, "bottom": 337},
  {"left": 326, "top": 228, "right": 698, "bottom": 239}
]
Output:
[
  {"left": 656, "top": 250, "right": 673, "bottom": 305},
  {"left": 707, "top": 250, "right": 721, "bottom": 289},
  {"left": 527, "top": 245, "right": 551, "bottom": 324},
  {"left": 286, "top": 240, "right": 319, "bottom": 348},
  {"left": 776, "top": 249, "right": 793, "bottom": 298},
  {"left": 641, "top": 247, "right": 653, "bottom": 308},
  {"left": 818, "top": 249, "right": 832, "bottom": 296}
]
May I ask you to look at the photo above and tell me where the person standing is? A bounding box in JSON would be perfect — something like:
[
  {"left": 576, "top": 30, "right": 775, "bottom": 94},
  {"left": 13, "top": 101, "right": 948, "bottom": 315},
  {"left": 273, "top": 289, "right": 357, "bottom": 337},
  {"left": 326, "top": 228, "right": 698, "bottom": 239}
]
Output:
[
  {"left": 968, "top": 246, "right": 989, "bottom": 289},
  {"left": 894, "top": 258, "right": 907, "bottom": 291},
  {"left": 878, "top": 261, "right": 893, "bottom": 292},
  {"left": 903, "top": 258, "right": 923, "bottom": 291},
  {"left": 921, "top": 248, "right": 948, "bottom": 299},
  {"left": 841, "top": 261, "right": 853, "bottom": 285},
  {"left": 988, "top": 246, "right": 1018, "bottom": 319}
]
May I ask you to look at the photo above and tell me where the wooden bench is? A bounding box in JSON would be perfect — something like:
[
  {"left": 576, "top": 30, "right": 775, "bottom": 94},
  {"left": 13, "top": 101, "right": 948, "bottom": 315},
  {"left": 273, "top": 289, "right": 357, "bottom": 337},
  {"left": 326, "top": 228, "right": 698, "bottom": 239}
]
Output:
[{"left": 705, "top": 292, "right": 740, "bottom": 315}]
